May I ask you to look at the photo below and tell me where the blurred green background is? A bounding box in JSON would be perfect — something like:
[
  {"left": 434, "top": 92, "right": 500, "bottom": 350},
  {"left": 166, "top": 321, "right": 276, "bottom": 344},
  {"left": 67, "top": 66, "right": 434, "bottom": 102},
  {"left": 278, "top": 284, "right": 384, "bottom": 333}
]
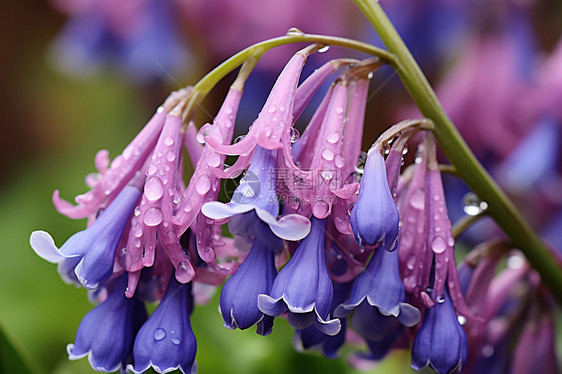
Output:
[{"left": 0, "top": 1, "right": 418, "bottom": 373}]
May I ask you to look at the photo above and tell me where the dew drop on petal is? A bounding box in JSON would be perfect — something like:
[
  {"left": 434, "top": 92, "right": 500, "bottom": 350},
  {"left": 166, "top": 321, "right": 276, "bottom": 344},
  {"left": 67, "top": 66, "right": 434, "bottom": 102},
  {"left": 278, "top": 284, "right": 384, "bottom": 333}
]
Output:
[
  {"left": 409, "top": 189, "right": 425, "bottom": 210},
  {"left": 206, "top": 152, "right": 221, "bottom": 168},
  {"left": 334, "top": 155, "right": 344, "bottom": 168},
  {"left": 436, "top": 295, "right": 445, "bottom": 303},
  {"left": 335, "top": 106, "right": 344, "bottom": 114},
  {"left": 171, "top": 337, "right": 181, "bottom": 345},
  {"left": 133, "top": 223, "right": 143, "bottom": 237},
  {"left": 145, "top": 178, "right": 164, "bottom": 201},
  {"left": 146, "top": 164, "right": 158, "bottom": 176},
  {"left": 166, "top": 151, "right": 176, "bottom": 162},
  {"left": 290, "top": 127, "right": 300, "bottom": 143},
  {"left": 318, "top": 45, "right": 330, "bottom": 53},
  {"left": 164, "top": 136, "right": 174, "bottom": 146},
  {"left": 144, "top": 207, "right": 163, "bottom": 226},
  {"left": 196, "top": 175, "right": 212, "bottom": 195},
  {"left": 268, "top": 105, "right": 276, "bottom": 113},
  {"left": 153, "top": 328, "right": 166, "bottom": 341},
  {"left": 327, "top": 131, "right": 340, "bottom": 144},
  {"left": 321, "top": 148, "right": 335, "bottom": 161},
  {"left": 134, "top": 206, "right": 141, "bottom": 216},
  {"left": 406, "top": 256, "right": 416, "bottom": 270},
  {"left": 457, "top": 316, "right": 467, "bottom": 325},
  {"left": 225, "top": 106, "right": 233, "bottom": 114},
  {"left": 431, "top": 236, "right": 447, "bottom": 253},
  {"left": 234, "top": 135, "right": 245, "bottom": 144}
]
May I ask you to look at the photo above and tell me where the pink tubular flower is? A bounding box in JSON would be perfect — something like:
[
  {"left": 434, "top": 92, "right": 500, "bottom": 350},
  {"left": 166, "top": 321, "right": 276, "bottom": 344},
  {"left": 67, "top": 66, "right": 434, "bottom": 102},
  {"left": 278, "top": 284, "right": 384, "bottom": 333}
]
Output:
[
  {"left": 53, "top": 88, "right": 190, "bottom": 220},
  {"left": 397, "top": 134, "right": 474, "bottom": 319}
]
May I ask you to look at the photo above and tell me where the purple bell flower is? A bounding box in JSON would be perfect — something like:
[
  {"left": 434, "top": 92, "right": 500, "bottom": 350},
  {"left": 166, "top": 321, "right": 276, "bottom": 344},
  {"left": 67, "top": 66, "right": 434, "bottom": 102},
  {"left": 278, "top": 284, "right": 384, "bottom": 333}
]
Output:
[
  {"left": 67, "top": 275, "right": 147, "bottom": 372},
  {"left": 129, "top": 278, "right": 197, "bottom": 374},
  {"left": 334, "top": 244, "right": 420, "bottom": 327},
  {"left": 203, "top": 145, "right": 310, "bottom": 242},
  {"left": 258, "top": 218, "right": 340, "bottom": 335},
  {"left": 30, "top": 185, "right": 141, "bottom": 289},
  {"left": 220, "top": 238, "right": 277, "bottom": 335},
  {"left": 350, "top": 148, "right": 400, "bottom": 249},
  {"left": 411, "top": 289, "right": 468, "bottom": 374}
]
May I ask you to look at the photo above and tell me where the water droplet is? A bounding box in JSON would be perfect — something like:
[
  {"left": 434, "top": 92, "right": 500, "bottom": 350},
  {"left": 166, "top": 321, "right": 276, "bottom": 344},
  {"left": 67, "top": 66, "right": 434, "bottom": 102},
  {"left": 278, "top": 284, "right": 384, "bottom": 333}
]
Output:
[
  {"left": 321, "top": 170, "right": 334, "bottom": 180},
  {"left": 166, "top": 151, "right": 176, "bottom": 162},
  {"left": 507, "top": 254, "right": 525, "bottom": 269},
  {"left": 157, "top": 106, "right": 164, "bottom": 113},
  {"left": 146, "top": 164, "right": 158, "bottom": 176},
  {"left": 431, "top": 236, "right": 447, "bottom": 253},
  {"left": 268, "top": 105, "right": 276, "bottom": 113},
  {"left": 457, "top": 316, "right": 467, "bottom": 325},
  {"left": 334, "top": 155, "right": 344, "bottom": 168},
  {"left": 368, "top": 72, "right": 374, "bottom": 79},
  {"left": 144, "top": 207, "right": 163, "bottom": 226},
  {"left": 234, "top": 135, "right": 245, "bottom": 144},
  {"left": 164, "top": 136, "right": 174, "bottom": 146},
  {"left": 153, "top": 328, "right": 166, "bottom": 341},
  {"left": 289, "top": 127, "right": 300, "bottom": 143},
  {"left": 196, "top": 132, "right": 206, "bottom": 144},
  {"left": 196, "top": 175, "right": 212, "bottom": 195},
  {"left": 462, "top": 192, "right": 488, "bottom": 216},
  {"left": 321, "top": 148, "right": 335, "bottom": 161},
  {"left": 279, "top": 105, "right": 286, "bottom": 112},
  {"left": 402, "top": 148, "right": 409, "bottom": 155},
  {"left": 145, "top": 178, "right": 164, "bottom": 201},
  {"left": 171, "top": 337, "right": 181, "bottom": 345},
  {"left": 134, "top": 206, "right": 141, "bottom": 216},
  {"left": 327, "top": 131, "right": 340, "bottom": 144},
  {"left": 482, "top": 345, "right": 494, "bottom": 357},
  {"left": 437, "top": 295, "right": 445, "bottom": 303},
  {"left": 286, "top": 27, "right": 305, "bottom": 36},
  {"left": 335, "top": 106, "right": 344, "bottom": 114},
  {"left": 406, "top": 256, "right": 416, "bottom": 270},
  {"left": 409, "top": 189, "right": 425, "bottom": 210},
  {"left": 346, "top": 203, "right": 355, "bottom": 216},
  {"left": 318, "top": 45, "right": 330, "bottom": 53},
  {"left": 415, "top": 156, "right": 422, "bottom": 164},
  {"left": 225, "top": 106, "right": 233, "bottom": 114},
  {"left": 133, "top": 223, "right": 143, "bottom": 237},
  {"left": 206, "top": 152, "right": 221, "bottom": 168}
]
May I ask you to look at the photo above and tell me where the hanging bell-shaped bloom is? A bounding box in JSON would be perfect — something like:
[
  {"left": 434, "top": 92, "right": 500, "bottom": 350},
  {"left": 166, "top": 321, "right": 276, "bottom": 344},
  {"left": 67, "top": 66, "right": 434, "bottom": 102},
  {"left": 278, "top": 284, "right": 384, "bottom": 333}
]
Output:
[
  {"left": 411, "top": 289, "right": 468, "bottom": 374},
  {"left": 220, "top": 237, "right": 277, "bottom": 335},
  {"left": 350, "top": 147, "right": 400, "bottom": 249},
  {"left": 334, "top": 243, "right": 420, "bottom": 327},
  {"left": 203, "top": 145, "right": 311, "bottom": 242},
  {"left": 31, "top": 183, "right": 142, "bottom": 289},
  {"left": 129, "top": 278, "right": 197, "bottom": 374},
  {"left": 67, "top": 276, "right": 147, "bottom": 372},
  {"left": 258, "top": 218, "right": 340, "bottom": 336}
]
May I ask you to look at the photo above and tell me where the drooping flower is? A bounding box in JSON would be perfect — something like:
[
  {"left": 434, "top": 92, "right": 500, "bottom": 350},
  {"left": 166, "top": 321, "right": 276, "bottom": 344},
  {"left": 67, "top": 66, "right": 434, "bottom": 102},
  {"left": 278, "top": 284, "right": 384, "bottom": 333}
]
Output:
[
  {"left": 202, "top": 145, "right": 310, "bottom": 242},
  {"left": 31, "top": 181, "right": 142, "bottom": 289},
  {"left": 129, "top": 277, "right": 197, "bottom": 374},
  {"left": 411, "top": 289, "right": 468, "bottom": 374},
  {"left": 67, "top": 275, "right": 147, "bottom": 372},
  {"left": 258, "top": 217, "right": 340, "bottom": 335},
  {"left": 350, "top": 146, "right": 400, "bottom": 249},
  {"left": 334, "top": 242, "right": 420, "bottom": 327},
  {"left": 52, "top": 88, "right": 189, "bottom": 220},
  {"left": 220, "top": 238, "right": 277, "bottom": 335}
]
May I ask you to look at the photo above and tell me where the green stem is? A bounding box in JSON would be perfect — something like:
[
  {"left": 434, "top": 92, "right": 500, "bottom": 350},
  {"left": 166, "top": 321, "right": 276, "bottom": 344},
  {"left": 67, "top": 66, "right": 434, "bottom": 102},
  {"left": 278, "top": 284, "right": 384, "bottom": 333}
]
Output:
[
  {"left": 352, "top": 0, "right": 562, "bottom": 304},
  {"left": 182, "top": 32, "right": 396, "bottom": 121}
]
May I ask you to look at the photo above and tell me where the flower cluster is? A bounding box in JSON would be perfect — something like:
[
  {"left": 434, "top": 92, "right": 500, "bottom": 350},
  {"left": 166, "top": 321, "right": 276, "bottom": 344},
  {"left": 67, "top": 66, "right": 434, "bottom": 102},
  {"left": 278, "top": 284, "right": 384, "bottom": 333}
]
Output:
[{"left": 30, "top": 41, "right": 560, "bottom": 374}]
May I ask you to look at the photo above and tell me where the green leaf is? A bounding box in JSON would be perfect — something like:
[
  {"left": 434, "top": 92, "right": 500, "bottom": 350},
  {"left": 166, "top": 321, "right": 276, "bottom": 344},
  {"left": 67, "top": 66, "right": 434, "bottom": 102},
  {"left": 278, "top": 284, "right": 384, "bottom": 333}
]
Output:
[{"left": 0, "top": 320, "right": 39, "bottom": 374}]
